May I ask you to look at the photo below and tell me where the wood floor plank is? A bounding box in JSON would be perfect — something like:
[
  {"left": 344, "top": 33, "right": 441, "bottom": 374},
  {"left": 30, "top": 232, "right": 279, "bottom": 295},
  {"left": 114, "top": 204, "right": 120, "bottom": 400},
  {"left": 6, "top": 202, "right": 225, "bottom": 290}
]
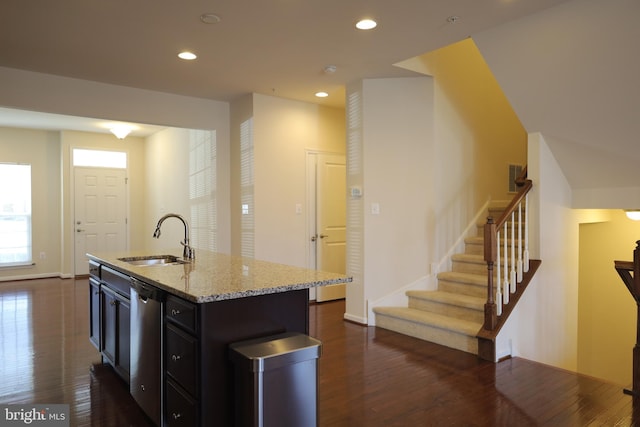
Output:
[{"left": 0, "top": 277, "right": 638, "bottom": 426}]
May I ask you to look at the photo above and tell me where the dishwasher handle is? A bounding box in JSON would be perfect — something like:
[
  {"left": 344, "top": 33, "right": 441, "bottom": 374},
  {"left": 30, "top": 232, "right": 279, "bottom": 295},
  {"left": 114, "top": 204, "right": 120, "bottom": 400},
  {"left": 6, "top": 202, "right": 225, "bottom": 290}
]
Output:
[{"left": 131, "top": 277, "right": 166, "bottom": 302}]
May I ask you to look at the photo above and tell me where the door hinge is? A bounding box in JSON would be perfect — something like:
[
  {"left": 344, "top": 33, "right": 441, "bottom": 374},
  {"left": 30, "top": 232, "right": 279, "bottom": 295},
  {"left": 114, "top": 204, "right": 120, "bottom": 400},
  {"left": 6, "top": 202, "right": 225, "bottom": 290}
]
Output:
[{"left": 125, "top": 177, "right": 129, "bottom": 184}]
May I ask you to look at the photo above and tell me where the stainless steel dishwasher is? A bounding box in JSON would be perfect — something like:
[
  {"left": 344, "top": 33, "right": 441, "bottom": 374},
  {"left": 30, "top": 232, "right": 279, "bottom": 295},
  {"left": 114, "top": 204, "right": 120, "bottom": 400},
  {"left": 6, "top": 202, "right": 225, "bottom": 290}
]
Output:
[{"left": 130, "top": 277, "right": 166, "bottom": 426}]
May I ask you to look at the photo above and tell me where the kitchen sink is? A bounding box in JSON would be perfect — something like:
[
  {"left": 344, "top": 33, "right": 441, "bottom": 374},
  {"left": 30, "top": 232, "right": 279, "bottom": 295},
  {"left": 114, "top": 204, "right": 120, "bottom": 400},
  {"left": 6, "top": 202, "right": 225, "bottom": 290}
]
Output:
[{"left": 118, "top": 255, "right": 190, "bottom": 266}]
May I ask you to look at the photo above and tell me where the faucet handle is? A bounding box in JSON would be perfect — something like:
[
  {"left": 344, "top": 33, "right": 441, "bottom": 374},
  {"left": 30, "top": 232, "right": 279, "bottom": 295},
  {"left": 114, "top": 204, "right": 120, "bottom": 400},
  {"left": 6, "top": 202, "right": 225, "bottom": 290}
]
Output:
[{"left": 181, "top": 240, "right": 196, "bottom": 260}]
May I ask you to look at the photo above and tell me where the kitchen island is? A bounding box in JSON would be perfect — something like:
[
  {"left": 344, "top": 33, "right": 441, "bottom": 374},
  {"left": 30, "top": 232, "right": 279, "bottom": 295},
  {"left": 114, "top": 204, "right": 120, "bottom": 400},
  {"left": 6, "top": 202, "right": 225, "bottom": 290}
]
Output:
[{"left": 87, "top": 250, "right": 351, "bottom": 427}]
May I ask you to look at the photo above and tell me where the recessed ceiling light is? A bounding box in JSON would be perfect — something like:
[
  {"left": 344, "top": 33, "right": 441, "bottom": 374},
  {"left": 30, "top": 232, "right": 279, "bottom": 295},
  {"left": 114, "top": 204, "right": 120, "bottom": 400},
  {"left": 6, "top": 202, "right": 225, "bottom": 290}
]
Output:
[
  {"left": 200, "top": 13, "right": 221, "bottom": 24},
  {"left": 178, "top": 51, "right": 197, "bottom": 60},
  {"left": 315, "top": 92, "right": 329, "bottom": 98},
  {"left": 356, "top": 19, "right": 377, "bottom": 30}
]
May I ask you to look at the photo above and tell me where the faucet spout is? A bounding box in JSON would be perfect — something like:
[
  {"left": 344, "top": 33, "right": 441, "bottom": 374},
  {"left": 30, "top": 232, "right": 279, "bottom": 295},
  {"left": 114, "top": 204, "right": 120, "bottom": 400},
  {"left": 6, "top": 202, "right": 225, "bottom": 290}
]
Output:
[{"left": 152, "top": 213, "right": 195, "bottom": 260}]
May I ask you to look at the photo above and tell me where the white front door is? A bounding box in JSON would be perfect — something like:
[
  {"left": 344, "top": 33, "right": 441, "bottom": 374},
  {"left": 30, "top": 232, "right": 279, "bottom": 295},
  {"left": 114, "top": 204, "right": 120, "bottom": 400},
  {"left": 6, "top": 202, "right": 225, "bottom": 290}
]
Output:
[
  {"left": 313, "top": 153, "right": 347, "bottom": 302},
  {"left": 74, "top": 167, "right": 128, "bottom": 275}
]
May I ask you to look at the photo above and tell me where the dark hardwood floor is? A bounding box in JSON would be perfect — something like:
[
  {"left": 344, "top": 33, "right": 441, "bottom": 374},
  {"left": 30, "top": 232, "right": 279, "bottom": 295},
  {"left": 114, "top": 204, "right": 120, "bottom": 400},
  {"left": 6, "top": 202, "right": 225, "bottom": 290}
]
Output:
[{"left": 0, "top": 277, "right": 637, "bottom": 426}]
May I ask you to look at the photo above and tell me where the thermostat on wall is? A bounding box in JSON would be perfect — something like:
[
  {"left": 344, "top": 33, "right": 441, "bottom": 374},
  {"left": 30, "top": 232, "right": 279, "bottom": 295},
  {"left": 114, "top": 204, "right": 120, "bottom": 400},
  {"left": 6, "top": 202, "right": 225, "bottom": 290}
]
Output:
[{"left": 350, "top": 186, "right": 362, "bottom": 198}]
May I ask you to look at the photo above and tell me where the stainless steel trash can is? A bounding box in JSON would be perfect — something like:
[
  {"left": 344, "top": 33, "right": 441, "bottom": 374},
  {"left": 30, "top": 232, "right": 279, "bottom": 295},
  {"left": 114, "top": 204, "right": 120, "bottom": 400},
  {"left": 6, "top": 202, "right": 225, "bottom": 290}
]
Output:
[{"left": 229, "top": 332, "right": 322, "bottom": 427}]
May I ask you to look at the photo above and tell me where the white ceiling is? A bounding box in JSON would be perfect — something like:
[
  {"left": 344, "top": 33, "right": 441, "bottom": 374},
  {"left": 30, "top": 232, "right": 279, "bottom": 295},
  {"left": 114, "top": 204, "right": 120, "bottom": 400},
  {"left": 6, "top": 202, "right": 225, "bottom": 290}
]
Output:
[
  {"left": 472, "top": 0, "right": 640, "bottom": 203},
  {"left": 2, "top": 0, "right": 634, "bottom": 206},
  {"left": 0, "top": 0, "right": 569, "bottom": 111}
]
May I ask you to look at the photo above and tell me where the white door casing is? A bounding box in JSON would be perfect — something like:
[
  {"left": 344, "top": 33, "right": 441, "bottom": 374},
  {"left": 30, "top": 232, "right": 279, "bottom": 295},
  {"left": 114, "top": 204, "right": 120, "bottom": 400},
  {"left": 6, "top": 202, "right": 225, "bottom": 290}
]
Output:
[
  {"left": 74, "top": 167, "right": 128, "bottom": 275},
  {"left": 311, "top": 153, "right": 346, "bottom": 302}
]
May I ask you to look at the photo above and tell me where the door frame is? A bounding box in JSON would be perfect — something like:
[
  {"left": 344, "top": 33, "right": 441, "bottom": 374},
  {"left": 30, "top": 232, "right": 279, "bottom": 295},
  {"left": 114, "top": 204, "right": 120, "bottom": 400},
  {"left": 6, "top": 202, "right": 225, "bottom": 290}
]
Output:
[
  {"left": 71, "top": 146, "right": 130, "bottom": 276},
  {"left": 305, "top": 149, "right": 346, "bottom": 301}
]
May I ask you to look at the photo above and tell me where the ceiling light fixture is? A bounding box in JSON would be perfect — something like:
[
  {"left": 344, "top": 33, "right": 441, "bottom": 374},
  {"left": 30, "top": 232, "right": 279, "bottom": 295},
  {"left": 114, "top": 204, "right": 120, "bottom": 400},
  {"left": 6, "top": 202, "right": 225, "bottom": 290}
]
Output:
[
  {"left": 625, "top": 210, "right": 640, "bottom": 221},
  {"left": 200, "top": 13, "right": 221, "bottom": 24},
  {"left": 110, "top": 125, "right": 132, "bottom": 140},
  {"left": 356, "top": 19, "right": 377, "bottom": 30},
  {"left": 178, "top": 51, "right": 197, "bottom": 60},
  {"left": 323, "top": 65, "right": 337, "bottom": 74},
  {"left": 315, "top": 92, "right": 329, "bottom": 98}
]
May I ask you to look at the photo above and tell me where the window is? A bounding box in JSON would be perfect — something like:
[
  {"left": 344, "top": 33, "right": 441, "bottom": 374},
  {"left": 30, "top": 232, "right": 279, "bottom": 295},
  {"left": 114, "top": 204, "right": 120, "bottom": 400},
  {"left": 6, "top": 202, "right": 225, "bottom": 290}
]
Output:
[
  {"left": 73, "top": 148, "right": 127, "bottom": 168},
  {"left": 0, "top": 164, "right": 32, "bottom": 266}
]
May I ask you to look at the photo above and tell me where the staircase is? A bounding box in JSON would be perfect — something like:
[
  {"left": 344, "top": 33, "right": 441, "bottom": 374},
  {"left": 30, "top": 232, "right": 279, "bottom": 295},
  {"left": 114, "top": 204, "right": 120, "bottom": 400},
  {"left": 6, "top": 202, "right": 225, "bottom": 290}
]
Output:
[{"left": 373, "top": 201, "right": 512, "bottom": 355}]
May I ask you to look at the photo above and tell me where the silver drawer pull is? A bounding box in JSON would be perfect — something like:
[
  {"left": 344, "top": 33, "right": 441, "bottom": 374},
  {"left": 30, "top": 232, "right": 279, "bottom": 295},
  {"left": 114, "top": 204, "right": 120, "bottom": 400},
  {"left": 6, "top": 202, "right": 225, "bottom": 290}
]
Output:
[
  {"left": 171, "top": 354, "right": 182, "bottom": 361},
  {"left": 172, "top": 412, "right": 182, "bottom": 420},
  {"left": 171, "top": 309, "right": 181, "bottom": 316}
]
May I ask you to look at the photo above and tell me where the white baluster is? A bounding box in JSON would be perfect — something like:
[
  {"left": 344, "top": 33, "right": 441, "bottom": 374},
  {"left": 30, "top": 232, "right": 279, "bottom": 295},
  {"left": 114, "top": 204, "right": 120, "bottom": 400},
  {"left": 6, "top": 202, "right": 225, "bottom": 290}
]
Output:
[
  {"left": 496, "top": 230, "right": 502, "bottom": 315},
  {"left": 510, "top": 212, "right": 516, "bottom": 293},
  {"left": 503, "top": 223, "right": 509, "bottom": 305},
  {"left": 523, "top": 193, "right": 530, "bottom": 272},
  {"left": 517, "top": 202, "right": 523, "bottom": 282}
]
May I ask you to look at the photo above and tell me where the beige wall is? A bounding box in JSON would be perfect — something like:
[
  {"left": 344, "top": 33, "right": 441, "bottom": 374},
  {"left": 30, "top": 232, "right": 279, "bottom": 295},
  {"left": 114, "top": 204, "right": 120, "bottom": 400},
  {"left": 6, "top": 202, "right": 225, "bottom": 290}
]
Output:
[
  {"left": 578, "top": 210, "right": 639, "bottom": 386},
  {"left": 350, "top": 39, "right": 527, "bottom": 323},
  {"left": 347, "top": 77, "right": 435, "bottom": 323},
  {"left": 0, "top": 127, "right": 62, "bottom": 279},
  {"left": 498, "top": 133, "right": 580, "bottom": 370},
  {"left": 230, "top": 93, "right": 346, "bottom": 267},
  {"left": 398, "top": 38, "right": 527, "bottom": 215}
]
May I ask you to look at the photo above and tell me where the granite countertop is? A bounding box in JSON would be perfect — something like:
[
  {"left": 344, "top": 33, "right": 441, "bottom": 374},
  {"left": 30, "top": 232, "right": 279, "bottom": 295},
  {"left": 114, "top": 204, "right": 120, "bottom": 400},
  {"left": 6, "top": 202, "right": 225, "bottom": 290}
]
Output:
[{"left": 87, "top": 249, "right": 352, "bottom": 303}]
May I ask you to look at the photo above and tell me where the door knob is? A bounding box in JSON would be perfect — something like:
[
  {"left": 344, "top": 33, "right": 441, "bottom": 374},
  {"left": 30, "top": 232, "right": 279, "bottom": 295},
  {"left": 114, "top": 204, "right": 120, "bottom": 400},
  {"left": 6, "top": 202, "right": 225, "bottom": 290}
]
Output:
[
  {"left": 319, "top": 234, "right": 328, "bottom": 239},
  {"left": 77, "top": 229, "right": 85, "bottom": 233}
]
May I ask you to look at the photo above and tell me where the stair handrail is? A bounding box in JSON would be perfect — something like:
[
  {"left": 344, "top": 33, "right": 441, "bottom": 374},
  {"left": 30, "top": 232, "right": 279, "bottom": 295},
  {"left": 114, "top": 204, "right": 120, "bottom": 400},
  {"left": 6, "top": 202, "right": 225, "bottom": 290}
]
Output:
[{"left": 482, "top": 174, "right": 533, "bottom": 331}]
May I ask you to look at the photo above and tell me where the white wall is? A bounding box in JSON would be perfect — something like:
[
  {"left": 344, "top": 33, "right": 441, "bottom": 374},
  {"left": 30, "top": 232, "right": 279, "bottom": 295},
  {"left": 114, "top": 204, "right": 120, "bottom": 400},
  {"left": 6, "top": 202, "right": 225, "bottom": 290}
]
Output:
[
  {"left": 0, "top": 67, "right": 230, "bottom": 132},
  {"left": 231, "top": 93, "right": 345, "bottom": 267},
  {"left": 345, "top": 77, "right": 435, "bottom": 323},
  {"left": 0, "top": 66, "right": 231, "bottom": 274},
  {"left": 498, "top": 132, "right": 579, "bottom": 370},
  {"left": 145, "top": 128, "right": 191, "bottom": 252}
]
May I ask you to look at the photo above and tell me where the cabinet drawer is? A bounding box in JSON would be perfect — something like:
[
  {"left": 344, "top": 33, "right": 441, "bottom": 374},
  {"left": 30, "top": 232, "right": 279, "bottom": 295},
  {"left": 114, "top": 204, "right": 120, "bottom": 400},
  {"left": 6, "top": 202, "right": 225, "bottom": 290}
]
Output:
[
  {"left": 166, "top": 323, "right": 198, "bottom": 397},
  {"left": 165, "top": 380, "right": 198, "bottom": 427},
  {"left": 101, "top": 265, "right": 131, "bottom": 298},
  {"left": 166, "top": 295, "right": 197, "bottom": 333}
]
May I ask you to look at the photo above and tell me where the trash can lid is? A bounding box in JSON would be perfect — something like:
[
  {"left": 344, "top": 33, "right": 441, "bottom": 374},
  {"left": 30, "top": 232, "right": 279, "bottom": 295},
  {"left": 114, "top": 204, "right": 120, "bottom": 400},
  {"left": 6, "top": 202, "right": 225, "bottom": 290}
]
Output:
[{"left": 229, "top": 332, "right": 322, "bottom": 372}]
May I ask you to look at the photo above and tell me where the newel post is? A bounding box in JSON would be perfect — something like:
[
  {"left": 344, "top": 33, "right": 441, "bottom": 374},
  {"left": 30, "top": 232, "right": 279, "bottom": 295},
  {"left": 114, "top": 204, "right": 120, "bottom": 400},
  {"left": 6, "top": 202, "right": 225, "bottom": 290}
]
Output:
[
  {"left": 632, "top": 241, "right": 640, "bottom": 395},
  {"left": 483, "top": 217, "right": 497, "bottom": 331}
]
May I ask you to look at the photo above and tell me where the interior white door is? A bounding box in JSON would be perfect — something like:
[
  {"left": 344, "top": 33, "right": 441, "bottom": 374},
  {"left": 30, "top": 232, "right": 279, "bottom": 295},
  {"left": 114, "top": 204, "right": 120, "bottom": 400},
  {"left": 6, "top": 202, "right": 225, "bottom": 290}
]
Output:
[
  {"left": 315, "top": 153, "right": 347, "bottom": 302},
  {"left": 74, "top": 167, "right": 127, "bottom": 275}
]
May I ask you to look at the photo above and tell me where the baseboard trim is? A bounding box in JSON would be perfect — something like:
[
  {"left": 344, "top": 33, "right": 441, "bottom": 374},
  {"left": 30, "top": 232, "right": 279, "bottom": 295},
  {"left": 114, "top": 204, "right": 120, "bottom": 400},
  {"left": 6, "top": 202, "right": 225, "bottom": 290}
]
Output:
[
  {"left": 0, "top": 272, "right": 73, "bottom": 282},
  {"left": 344, "top": 312, "right": 367, "bottom": 325}
]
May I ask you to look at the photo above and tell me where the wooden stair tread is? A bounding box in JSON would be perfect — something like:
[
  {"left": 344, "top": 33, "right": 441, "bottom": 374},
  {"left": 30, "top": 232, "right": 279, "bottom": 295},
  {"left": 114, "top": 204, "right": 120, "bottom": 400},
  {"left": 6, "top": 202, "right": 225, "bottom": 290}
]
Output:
[
  {"left": 373, "top": 306, "right": 481, "bottom": 336},
  {"left": 451, "top": 253, "right": 484, "bottom": 263}
]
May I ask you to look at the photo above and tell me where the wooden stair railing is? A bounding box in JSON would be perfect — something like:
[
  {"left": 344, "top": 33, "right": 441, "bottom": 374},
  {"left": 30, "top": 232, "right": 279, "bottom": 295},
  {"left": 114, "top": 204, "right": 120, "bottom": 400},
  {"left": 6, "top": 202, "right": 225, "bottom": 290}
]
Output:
[
  {"left": 614, "top": 241, "right": 640, "bottom": 396},
  {"left": 477, "top": 167, "right": 542, "bottom": 361}
]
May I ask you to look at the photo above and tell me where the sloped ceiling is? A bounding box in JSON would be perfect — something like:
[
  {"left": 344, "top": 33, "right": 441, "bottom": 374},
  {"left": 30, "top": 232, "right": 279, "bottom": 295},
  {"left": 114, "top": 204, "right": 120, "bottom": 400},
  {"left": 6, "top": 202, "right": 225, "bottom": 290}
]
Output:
[{"left": 471, "top": 0, "right": 640, "bottom": 207}]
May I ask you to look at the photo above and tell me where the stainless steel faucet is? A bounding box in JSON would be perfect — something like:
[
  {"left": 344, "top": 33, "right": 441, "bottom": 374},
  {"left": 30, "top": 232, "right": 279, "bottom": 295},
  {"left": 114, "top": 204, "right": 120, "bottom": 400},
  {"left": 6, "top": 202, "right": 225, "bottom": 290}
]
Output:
[{"left": 153, "top": 213, "right": 195, "bottom": 260}]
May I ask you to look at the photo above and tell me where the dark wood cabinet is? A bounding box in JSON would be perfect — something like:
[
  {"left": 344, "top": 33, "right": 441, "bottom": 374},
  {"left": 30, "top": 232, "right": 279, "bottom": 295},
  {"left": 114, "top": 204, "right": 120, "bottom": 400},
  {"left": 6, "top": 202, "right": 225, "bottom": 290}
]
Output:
[
  {"left": 101, "top": 284, "right": 131, "bottom": 382},
  {"left": 90, "top": 263, "right": 131, "bottom": 384},
  {"left": 165, "top": 295, "right": 200, "bottom": 425},
  {"left": 89, "top": 260, "right": 311, "bottom": 426},
  {"left": 89, "top": 277, "right": 101, "bottom": 350}
]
